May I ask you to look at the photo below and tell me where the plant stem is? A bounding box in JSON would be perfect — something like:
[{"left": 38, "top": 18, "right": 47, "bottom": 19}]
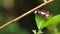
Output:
[{"left": 0, "top": 0, "right": 54, "bottom": 29}]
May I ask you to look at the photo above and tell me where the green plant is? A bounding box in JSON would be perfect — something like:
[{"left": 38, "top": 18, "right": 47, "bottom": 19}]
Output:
[{"left": 32, "top": 14, "right": 60, "bottom": 34}]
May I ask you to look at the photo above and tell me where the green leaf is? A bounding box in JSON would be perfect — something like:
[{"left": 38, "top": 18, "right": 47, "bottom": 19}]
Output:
[
  {"left": 35, "top": 14, "right": 45, "bottom": 29},
  {"left": 42, "top": 15, "right": 60, "bottom": 29}
]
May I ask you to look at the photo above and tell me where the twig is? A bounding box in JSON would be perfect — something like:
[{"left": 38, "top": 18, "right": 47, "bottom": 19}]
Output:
[
  {"left": 43, "top": 0, "right": 53, "bottom": 2},
  {"left": 0, "top": 0, "right": 54, "bottom": 29},
  {"left": 44, "top": 0, "right": 48, "bottom": 2}
]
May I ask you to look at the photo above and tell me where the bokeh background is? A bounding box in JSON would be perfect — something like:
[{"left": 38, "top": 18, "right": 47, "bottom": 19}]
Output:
[{"left": 0, "top": 0, "right": 60, "bottom": 34}]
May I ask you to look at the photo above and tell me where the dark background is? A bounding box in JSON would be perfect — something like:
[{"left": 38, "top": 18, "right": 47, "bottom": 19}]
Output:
[{"left": 0, "top": 0, "right": 60, "bottom": 34}]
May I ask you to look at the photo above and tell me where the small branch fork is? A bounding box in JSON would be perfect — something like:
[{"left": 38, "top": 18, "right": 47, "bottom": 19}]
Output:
[{"left": 0, "top": 0, "right": 54, "bottom": 29}]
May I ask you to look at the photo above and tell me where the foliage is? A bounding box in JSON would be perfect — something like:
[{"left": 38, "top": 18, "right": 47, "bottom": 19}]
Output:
[{"left": 34, "top": 14, "right": 60, "bottom": 34}]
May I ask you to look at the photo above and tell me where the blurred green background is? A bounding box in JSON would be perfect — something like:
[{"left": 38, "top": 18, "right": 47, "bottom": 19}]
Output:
[{"left": 0, "top": 0, "right": 60, "bottom": 34}]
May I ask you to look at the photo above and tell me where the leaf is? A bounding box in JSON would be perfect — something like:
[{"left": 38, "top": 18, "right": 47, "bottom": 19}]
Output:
[
  {"left": 41, "top": 15, "right": 60, "bottom": 29},
  {"left": 32, "top": 30, "right": 36, "bottom": 34},
  {"left": 35, "top": 14, "right": 45, "bottom": 29}
]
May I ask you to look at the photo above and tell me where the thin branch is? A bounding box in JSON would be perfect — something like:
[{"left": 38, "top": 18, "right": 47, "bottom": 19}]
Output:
[
  {"left": 44, "top": 0, "right": 48, "bottom": 2},
  {"left": 43, "top": 0, "right": 53, "bottom": 2},
  {"left": 0, "top": 0, "right": 54, "bottom": 29}
]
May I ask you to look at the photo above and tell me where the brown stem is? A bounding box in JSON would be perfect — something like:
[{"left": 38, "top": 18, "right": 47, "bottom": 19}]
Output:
[{"left": 0, "top": 0, "right": 54, "bottom": 29}]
